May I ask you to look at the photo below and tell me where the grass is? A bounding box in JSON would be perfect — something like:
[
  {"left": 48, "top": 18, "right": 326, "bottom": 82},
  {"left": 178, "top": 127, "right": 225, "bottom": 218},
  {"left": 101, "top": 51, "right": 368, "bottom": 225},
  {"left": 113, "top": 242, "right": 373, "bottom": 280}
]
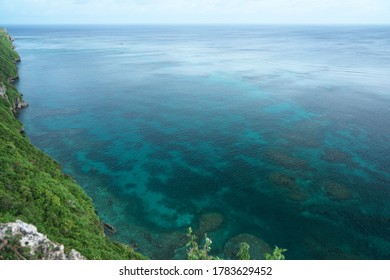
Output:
[{"left": 0, "top": 28, "right": 145, "bottom": 260}]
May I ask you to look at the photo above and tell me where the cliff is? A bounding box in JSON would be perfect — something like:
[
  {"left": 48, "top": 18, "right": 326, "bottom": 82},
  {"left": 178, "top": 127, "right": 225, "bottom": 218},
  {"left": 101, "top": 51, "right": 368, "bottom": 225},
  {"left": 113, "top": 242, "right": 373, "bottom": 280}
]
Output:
[
  {"left": 0, "top": 220, "right": 85, "bottom": 260},
  {"left": 0, "top": 28, "right": 145, "bottom": 260}
]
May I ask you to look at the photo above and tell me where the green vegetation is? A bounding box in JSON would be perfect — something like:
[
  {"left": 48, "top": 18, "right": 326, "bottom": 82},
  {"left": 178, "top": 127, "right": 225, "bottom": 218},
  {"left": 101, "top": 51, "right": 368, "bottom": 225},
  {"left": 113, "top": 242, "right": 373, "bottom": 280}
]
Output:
[
  {"left": 0, "top": 30, "right": 19, "bottom": 83},
  {"left": 0, "top": 231, "right": 29, "bottom": 260},
  {"left": 265, "top": 246, "right": 287, "bottom": 260},
  {"left": 0, "top": 230, "right": 38, "bottom": 260},
  {"left": 186, "top": 227, "right": 217, "bottom": 260},
  {"left": 0, "top": 28, "right": 145, "bottom": 260},
  {"left": 236, "top": 242, "right": 251, "bottom": 260},
  {"left": 186, "top": 227, "right": 286, "bottom": 260}
]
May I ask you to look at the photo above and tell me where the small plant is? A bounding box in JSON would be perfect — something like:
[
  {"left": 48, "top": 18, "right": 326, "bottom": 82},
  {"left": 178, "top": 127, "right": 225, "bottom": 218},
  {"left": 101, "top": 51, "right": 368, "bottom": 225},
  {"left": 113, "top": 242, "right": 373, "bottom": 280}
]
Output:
[
  {"left": 264, "top": 246, "right": 287, "bottom": 260},
  {"left": 0, "top": 232, "right": 31, "bottom": 260},
  {"left": 186, "top": 227, "right": 215, "bottom": 260},
  {"left": 186, "top": 227, "right": 287, "bottom": 261},
  {"left": 237, "top": 242, "right": 250, "bottom": 260}
]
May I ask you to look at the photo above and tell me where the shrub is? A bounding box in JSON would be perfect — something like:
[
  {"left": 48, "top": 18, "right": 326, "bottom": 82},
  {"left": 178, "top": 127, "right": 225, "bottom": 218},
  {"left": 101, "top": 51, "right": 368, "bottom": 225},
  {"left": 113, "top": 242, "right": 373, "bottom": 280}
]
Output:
[
  {"left": 186, "top": 227, "right": 216, "bottom": 260},
  {"left": 237, "top": 242, "right": 251, "bottom": 260},
  {"left": 264, "top": 246, "right": 287, "bottom": 260}
]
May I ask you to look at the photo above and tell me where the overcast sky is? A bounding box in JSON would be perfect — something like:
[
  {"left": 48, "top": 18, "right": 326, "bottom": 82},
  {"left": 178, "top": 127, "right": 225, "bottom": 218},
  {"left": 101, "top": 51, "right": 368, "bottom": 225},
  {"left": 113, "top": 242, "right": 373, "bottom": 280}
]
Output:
[{"left": 1, "top": 0, "right": 390, "bottom": 24}]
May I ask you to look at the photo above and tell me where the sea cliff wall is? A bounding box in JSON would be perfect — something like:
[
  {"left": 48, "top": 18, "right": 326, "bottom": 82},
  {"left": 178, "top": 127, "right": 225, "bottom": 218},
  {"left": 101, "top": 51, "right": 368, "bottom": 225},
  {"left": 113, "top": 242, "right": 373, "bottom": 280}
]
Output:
[
  {"left": 0, "top": 220, "right": 85, "bottom": 260},
  {"left": 0, "top": 28, "right": 145, "bottom": 260}
]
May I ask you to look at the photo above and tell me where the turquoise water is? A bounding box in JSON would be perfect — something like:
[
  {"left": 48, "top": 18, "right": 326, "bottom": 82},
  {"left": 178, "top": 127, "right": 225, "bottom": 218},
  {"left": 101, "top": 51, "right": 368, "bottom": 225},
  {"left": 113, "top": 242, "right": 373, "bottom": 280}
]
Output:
[{"left": 9, "top": 25, "right": 390, "bottom": 259}]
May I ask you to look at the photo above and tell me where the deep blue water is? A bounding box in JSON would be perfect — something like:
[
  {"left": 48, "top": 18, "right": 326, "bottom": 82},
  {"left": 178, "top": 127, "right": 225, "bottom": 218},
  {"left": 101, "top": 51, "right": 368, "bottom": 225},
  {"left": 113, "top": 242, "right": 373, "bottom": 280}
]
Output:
[{"left": 8, "top": 25, "right": 390, "bottom": 259}]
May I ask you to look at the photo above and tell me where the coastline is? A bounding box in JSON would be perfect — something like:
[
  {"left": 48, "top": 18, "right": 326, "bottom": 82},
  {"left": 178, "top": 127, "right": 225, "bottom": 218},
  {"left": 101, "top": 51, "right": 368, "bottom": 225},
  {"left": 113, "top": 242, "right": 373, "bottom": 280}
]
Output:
[
  {"left": 3, "top": 25, "right": 389, "bottom": 260},
  {"left": 0, "top": 28, "right": 145, "bottom": 260}
]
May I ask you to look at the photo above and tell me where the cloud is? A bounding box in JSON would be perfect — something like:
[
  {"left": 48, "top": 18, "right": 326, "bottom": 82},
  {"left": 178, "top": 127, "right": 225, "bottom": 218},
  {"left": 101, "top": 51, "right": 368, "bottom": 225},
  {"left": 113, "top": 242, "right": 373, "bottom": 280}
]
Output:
[{"left": 1, "top": 0, "right": 390, "bottom": 24}]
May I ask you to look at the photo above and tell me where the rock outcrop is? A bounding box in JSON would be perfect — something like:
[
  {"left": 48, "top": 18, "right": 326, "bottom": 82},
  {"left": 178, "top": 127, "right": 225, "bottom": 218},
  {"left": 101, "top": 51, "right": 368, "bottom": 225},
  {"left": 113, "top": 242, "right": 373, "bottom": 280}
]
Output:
[
  {"left": 14, "top": 96, "right": 29, "bottom": 111},
  {"left": 0, "top": 220, "right": 85, "bottom": 260},
  {"left": 0, "top": 82, "right": 6, "bottom": 97},
  {"left": 269, "top": 172, "right": 309, "bottom": 202}
]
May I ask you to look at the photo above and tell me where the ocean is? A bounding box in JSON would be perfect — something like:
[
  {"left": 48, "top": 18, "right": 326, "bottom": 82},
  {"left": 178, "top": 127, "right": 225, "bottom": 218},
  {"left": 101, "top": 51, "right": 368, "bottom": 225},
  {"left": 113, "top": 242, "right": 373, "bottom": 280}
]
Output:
[{"left": 8, "top": 25, "right": 390, "bottom": 259}]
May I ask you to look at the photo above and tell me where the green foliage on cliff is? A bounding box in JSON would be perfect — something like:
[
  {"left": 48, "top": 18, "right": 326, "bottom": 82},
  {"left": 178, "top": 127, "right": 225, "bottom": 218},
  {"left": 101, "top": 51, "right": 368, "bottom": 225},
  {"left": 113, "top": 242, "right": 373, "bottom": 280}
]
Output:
[
  {"left": 0, "top": 232, "right": 32, "bottom": 260},
  {"left": 0, "top": 29, "right": 19, "bottom": 82},
  {"left": 0, "top": 28, "right": 145, "bottom": 260}
]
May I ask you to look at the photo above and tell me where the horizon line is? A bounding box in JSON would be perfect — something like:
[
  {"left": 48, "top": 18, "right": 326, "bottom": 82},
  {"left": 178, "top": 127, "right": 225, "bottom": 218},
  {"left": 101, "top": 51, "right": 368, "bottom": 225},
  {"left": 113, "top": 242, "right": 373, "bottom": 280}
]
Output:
[{"left": 2, "top": 22, "right": 390, "bottom": 26}]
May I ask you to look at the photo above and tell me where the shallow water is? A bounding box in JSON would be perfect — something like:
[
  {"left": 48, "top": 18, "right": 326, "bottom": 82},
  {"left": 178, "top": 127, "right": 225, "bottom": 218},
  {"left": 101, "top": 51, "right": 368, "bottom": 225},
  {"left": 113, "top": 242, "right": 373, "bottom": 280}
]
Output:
[{"left": 9, "top": 25, "right": 390, "bottom": 259}]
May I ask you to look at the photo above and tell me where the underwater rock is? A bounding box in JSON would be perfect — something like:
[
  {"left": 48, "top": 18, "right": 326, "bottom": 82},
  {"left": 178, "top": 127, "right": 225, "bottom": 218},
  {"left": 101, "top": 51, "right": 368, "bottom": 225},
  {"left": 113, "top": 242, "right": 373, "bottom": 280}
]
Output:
[
  {"left": 286, "top": 189, "right": 309, "bottom": 202},
  {"left": 325, "top": 247, "right": 361, "bottom": 260},
  {"left": 282, "top": 120, "right": 324, "bottom": 148},
  {"left": 324, "top": 182, "right": 352, "bottom": 201},
  {"left": 284, "top": 133, "right": 322, "bottom": 148},
  {"left": 269, "top": 173, "right": 308, "bottom": 202},
  {"left": 337, "top": 208, "right": 390, "bottom": 239},
  {"left": 224, "top": 233, "right": 271, "bottom": 260},
  {"left": 321, "top": 148, "right": 355, "bottom": 166},
  {"left": 173, "top": 245, "right": 188, "bottom": 260},
  {"left": 308, "top": 204, "right": 339, "bottom": 221},
  {"left": 267, "top": 150, "right": 308, "bottom": 169},
  {"left": 154, "top": 231, "right": 188, "bottom": 260},
  {"left": 135, "top": 229, "right": 188, "bottom": 260},
  {"left": 198, "top": 212, "right": 224, "bottom": 235},
  {"left": 269, "top": 173, "right": 295, "bottom": 187},
  {"left": 104, "top": 223, "right": 117, "bottom": 234},
  {"left": 304, "top": 235, "right": 361, "bottom": 260}
]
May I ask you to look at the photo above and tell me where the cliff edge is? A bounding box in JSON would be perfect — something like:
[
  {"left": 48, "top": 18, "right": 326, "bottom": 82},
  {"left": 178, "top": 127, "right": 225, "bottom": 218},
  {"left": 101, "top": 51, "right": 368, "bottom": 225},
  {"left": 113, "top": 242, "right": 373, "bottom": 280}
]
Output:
[
  {"left": 0, "top": 220, "right": 85, "bottom": 260},
  {"left": 0, "top": 28, "right": 145, "bottom": 260}
]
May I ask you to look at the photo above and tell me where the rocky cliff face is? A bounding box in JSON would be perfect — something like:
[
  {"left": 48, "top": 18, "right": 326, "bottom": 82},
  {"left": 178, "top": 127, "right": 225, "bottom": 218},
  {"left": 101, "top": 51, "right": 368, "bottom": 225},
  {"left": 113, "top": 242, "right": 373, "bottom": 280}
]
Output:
[
  {"left": 0, "top": 29, "right": 28, "bottom": 112},
  {"left": 0, "top": 220, "right": 85, "bottom": 260},
  {"left": 0, "top": 82, "right": 6, "bottom": 97},
  {"left": 14, "top": 96, "right": 29, "bottom": 112}
]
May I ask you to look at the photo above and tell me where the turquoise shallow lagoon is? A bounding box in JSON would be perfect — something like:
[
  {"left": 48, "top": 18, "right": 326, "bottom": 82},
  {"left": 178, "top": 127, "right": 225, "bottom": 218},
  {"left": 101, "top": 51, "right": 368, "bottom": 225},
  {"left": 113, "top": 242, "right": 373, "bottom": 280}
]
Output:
[{"left": 9, "top": 25, "right": 390, "bottom": 259}]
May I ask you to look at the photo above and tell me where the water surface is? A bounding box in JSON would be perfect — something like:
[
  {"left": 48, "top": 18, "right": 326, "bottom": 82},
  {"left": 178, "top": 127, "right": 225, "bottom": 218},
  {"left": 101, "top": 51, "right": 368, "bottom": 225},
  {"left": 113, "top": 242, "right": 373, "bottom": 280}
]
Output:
[{"left": 9, "top": 25, "right": 390, "bottom": 259}]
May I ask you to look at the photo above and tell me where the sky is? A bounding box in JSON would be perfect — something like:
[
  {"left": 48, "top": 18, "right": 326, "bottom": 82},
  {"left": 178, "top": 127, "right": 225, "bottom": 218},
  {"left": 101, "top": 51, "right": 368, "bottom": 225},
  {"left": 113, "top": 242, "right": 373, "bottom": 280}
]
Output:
[{"left": 1, "top": 0, "right": 390, "bottom": 25}]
